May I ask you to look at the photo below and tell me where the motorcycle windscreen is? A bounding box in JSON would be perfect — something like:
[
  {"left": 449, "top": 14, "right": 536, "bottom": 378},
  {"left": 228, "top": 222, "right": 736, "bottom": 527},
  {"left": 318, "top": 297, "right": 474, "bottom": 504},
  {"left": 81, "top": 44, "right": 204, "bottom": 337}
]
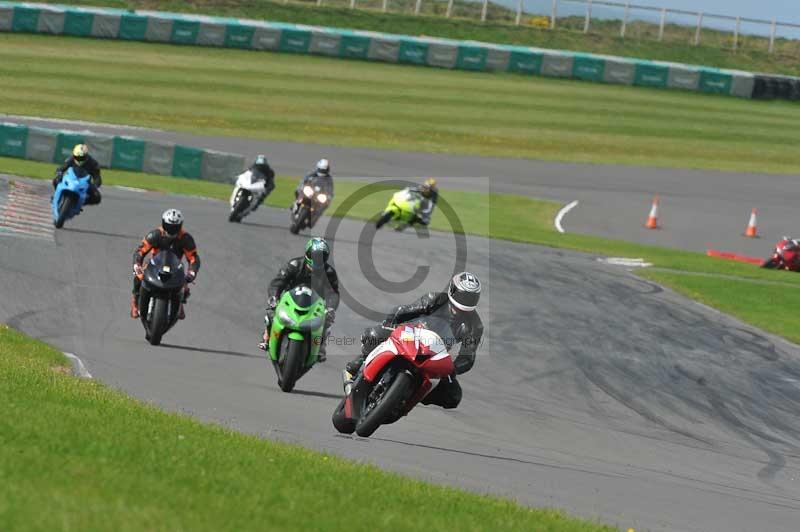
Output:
[{"left": 144, "top": 251, "right": 186, "bottom": 289}]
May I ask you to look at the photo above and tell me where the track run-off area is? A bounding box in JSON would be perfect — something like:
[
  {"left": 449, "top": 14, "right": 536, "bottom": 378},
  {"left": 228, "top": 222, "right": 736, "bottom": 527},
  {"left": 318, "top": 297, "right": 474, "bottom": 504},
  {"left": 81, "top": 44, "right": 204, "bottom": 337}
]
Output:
[{"left": 1, "top": 176, "right": 800, "bottom": 532}]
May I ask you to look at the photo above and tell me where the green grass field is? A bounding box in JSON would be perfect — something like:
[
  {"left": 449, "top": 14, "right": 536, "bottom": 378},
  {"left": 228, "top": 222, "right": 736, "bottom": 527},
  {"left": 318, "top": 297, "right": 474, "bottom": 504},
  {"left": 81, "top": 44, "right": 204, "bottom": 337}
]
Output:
[
  {"left": 0, "top": 324, "right": 614, "bottom": 532},
  {"left": 2, "top": 33, "right": 800, "bottom": 174},
  {"left": 5, "top": 155, "right": 800, "bottom": 344},
  {"left": 42, "top": 0, "right": 800, "bottom": 76}
]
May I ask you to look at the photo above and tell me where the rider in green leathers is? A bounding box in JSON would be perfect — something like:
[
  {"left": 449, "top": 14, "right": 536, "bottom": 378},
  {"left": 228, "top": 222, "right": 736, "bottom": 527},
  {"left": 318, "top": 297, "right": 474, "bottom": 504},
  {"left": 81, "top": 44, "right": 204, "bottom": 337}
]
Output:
[{"left": 259, "top": 238, "right": 339, "bottom": 362}]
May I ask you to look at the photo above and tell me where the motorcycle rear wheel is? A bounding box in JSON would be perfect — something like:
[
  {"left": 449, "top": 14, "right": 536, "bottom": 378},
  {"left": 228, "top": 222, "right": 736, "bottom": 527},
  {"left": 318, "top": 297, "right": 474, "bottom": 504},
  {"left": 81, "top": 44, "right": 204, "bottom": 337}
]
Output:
[{"left": 355, "top": 372, "right": 412, "bottom": 438}]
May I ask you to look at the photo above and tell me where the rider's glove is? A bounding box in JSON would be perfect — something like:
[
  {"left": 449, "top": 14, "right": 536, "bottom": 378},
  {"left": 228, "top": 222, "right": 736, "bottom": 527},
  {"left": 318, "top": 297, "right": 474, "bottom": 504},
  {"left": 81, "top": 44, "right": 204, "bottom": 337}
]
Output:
[
  {"left": 133, "top": 264, "right": 143, "bottom": 277},
  {"left": 267, "top": 295, "right": 278, "bottom": 309},
  {"left": 186, "top": 270, "right": 197, "bottom": 283}
]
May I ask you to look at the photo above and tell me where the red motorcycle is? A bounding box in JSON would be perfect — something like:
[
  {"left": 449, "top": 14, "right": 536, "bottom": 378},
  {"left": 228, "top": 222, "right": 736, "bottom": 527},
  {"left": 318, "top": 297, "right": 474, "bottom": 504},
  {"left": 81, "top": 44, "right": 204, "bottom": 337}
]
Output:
[
  {"left": 762, "top": 237, "right": 800, "bottom": 271},
  {"left": 332, "top": 323, "right": 455, "bottom": 438}
]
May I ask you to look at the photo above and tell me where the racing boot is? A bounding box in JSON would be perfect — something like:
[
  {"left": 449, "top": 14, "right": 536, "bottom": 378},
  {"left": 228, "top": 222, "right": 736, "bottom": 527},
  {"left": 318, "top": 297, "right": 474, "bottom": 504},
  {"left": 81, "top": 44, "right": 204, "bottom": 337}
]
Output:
[
  {"left": 130, "top": 295, "right": 139, "bottom": 319},
  {"left": 178, "top": 304, "right": 186, "bottom": 320}
]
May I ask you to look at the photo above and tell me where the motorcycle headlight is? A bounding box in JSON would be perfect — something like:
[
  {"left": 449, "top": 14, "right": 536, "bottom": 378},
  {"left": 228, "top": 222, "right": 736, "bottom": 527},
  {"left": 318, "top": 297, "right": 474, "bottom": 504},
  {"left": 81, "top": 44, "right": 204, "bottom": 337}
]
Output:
[
  {"left": 317, "top": 193, "right": 328, "bottom": 204},
  {"left": 303, "top": 186, "right": 314, "bottom": 198},
  {"left": 278, "top": 309, "right": 295, "bottom": 327}
]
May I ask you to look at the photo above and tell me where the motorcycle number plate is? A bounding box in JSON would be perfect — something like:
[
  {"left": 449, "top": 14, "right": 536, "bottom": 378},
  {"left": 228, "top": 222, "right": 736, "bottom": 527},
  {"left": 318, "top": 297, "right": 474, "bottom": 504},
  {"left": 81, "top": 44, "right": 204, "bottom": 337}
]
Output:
[{"left": 162, "top": 265, "right": 171, "bottom": 273}]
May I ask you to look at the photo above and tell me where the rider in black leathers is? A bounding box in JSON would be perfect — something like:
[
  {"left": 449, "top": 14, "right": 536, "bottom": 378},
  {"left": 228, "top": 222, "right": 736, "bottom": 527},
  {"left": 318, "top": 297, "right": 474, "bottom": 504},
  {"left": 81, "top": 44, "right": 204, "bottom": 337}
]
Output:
[
  {"left": 260, "top": 238, "right": 340, "bottom": 362},
  {"left": 293, "top": 159, "right": 333, "bottom": 211},
  {"left": 345, "top": 272, "right": 483, "bottom": 409},
  {"left": 247, "top": 155, "right": 276, "bottom": 211},
  {"left": 53, "top": 144, "right": 102, "bottom": 205}
]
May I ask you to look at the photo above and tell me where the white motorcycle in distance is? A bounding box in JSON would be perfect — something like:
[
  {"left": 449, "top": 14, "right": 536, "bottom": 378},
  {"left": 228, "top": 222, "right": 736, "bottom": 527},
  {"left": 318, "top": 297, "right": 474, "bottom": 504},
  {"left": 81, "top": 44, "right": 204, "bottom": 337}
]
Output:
[{"left": 229, "top": 169, "right": 268, "bottom": 223}]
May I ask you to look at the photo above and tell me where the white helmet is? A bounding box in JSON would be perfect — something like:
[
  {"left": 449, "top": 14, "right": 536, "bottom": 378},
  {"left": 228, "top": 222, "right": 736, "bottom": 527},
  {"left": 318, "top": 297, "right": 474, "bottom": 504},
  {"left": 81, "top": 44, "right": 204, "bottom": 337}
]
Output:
[
  {"left": 448, "top": 272, "right": 481, "bottom": 312},
  {"left": 161, "top": 209, "right": 184, "bottom": 236},
  {"left": 315, "top": 158, "right": 330, "bottom": 176}
]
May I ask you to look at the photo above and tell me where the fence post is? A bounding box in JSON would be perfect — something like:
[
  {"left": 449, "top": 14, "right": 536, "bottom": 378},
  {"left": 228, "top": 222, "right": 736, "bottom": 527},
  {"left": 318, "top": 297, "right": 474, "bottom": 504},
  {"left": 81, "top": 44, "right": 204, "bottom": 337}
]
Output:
[
  {"left": 658, "top": 8, "right": 666, "bottom": 41},
  {"left": 733, "top": 16, "right": 740, "bottom": 52},
  {"left": 551, "top": 0, "right": 558, "bottom": 29},
  {"left": 317, "top": 0, "right": 322, "bottom": 6},
  {"left": 481, "top": 0, "right": 488, "bottom": 22},
  {"left": 446, "top": 0, "right": 453, "bottom": 18},
  {"left": 382, "top": 0, "right": 387, "bottom": 12},
  {"left": 694, "top": 12, "right": 703, "bottom": 45},
  {"left": 583, "top": 0, "right": 592, "bottom": 33},
  {"left": 350, "top": 0, "right": 355, "bottom": 8},
  {"left": 414, "top": 0, "right": 421, "bottom": 15},
  {"left": 769, "top": 19, "right": 777, "bottom": 53},
  {"left": 620, "top": 2, "right": 629, "bottom": 38},
  {"left": 516, "top": 0, "right": 522, "bottom": 26}
]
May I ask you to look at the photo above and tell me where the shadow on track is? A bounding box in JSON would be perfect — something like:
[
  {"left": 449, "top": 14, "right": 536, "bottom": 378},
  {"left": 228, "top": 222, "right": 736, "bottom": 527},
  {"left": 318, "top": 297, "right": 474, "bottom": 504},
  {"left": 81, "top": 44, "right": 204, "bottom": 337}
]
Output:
[
  {"left": 160, "top": 343, "right": 263, "bottom": 360},
  {"left": 237, "top": 221, "right": 290, "bottom": 231},
  {"left": 63, "top": 227, "right": 137, "bottom": 239},
  {"left": 291, "top": 389, "right": 341, "bottom": 400}
]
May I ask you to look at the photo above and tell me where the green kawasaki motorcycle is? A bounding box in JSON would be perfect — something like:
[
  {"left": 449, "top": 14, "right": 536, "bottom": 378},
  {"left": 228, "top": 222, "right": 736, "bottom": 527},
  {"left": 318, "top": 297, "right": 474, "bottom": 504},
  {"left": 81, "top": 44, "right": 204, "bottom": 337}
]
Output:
[
  {"left": 375, "top": 188, "right": 423, "bottom": 230},
  {"left": 267, "top": 285, "right": 326, "bottom": 392}
]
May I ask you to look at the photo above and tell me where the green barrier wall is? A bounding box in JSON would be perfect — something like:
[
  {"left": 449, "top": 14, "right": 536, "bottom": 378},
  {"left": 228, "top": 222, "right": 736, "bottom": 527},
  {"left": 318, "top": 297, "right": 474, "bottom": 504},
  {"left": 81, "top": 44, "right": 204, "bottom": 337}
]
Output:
[
  {"left": 63, "top": 10, "right": 92, "bottom": 36},
  {"left": 172, "top": 145, "right": 204, "bottom": 179},
  {"left": 12, "top": 6, "right": 39, "bottom": 32},
  {"left": 0, "top": 121, "right": 244, "bottom": 181},
  {"left": 0, "top": 123, "right": 28, "bottom": 158},
  {"left": 112, "top": 137, "right": 146, "bottom": 171},
  {"left": 119, "top": 14, "right": 148, "bottom": 41},
  {"left": 0, "top": 2, "right": 763, "bottom": 99}
]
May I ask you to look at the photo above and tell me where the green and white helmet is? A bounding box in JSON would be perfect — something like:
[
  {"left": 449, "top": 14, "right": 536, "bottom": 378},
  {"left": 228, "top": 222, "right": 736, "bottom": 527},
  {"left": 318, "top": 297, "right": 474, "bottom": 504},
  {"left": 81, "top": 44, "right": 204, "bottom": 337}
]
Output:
[{"left": 304, "top": 237, "right": 330, "bottom": 271}]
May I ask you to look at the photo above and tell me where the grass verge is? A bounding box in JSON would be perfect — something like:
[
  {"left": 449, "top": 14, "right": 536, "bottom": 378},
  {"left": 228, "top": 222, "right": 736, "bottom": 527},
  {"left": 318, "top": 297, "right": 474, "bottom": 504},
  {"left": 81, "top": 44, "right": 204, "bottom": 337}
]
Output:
[
  {"left": 2, "top": 33, "right": 800, "bottom": 174},
  {"left": 0, "top": 324, "right": 613, "bottom": 531},
  {"left": 42, "top": 0, "right": 800, "bottom": 76},
  {"left": 5, "top": 154, "right": 800, "bottom": 346}
]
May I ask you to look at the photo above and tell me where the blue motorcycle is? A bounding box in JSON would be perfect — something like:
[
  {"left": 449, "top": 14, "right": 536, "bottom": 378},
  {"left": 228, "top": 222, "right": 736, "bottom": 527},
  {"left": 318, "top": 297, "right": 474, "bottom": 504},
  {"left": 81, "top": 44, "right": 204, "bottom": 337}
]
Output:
[{"left": 52, "top": 167, "right": 91, "bottom": 228}]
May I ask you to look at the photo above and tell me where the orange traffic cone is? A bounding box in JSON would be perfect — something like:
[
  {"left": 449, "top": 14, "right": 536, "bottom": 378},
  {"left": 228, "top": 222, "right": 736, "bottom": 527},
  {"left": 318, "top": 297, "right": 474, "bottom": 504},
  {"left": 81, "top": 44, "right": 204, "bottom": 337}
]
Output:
[
  {"left": 744, "top": 208, "right": 759, "bottom": 238},
  {"left": 645, "top": 196, "right": 659, "bottom": 229}
]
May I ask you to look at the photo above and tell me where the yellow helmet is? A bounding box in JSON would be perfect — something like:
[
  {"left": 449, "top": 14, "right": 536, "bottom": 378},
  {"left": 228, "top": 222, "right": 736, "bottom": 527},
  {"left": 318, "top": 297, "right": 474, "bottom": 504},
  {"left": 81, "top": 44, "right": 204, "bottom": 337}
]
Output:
[
  {"left": 72, "top": 144, "right": 89, "bottom": 164},
  {"left": 424, "top": 178, "right": 437, "bottom": 189}
]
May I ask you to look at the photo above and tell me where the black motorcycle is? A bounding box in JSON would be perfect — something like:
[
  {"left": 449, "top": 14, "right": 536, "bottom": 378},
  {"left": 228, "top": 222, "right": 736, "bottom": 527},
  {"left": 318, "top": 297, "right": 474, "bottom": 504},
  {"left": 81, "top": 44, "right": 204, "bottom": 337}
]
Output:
[
  {"left": 290, "top": 184, "right": 329, "bottom": 234},
  {"left": 138, "top": 250, "right": 186, "bottom": 345}
]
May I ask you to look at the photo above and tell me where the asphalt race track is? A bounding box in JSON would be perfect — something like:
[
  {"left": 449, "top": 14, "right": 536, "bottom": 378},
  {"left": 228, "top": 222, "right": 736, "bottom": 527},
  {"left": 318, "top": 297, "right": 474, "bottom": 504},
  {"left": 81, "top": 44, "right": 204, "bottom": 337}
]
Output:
[
  {"left": 2, "top": 175, "right": 800, "bottom": 532},
  {"left": 7, "top": 115, "right": 800, "bottom": 258}
]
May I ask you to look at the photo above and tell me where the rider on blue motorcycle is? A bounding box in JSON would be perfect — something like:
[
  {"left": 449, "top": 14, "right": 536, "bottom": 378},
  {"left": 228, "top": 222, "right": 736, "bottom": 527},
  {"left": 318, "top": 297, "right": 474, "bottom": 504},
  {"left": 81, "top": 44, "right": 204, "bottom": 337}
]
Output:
[{"left": 53, "top": 144, "right": 102, "bottom": 206}]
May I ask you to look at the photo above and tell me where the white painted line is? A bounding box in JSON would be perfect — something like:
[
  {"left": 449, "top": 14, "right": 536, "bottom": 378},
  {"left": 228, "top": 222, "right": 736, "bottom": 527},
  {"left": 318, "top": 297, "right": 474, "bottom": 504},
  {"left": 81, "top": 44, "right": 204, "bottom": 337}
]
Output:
[
  {"left": 554, "top": 200, "right": 579, "bottom": 234},
  {"left": 597, "top": 257, "right": 653, "bottom": 268},
  {"left": 63, "top": 352, "right": 93, "bottom": 379},
  {"left": 114, "top": 186, "right": 148, "bottom": 193}
]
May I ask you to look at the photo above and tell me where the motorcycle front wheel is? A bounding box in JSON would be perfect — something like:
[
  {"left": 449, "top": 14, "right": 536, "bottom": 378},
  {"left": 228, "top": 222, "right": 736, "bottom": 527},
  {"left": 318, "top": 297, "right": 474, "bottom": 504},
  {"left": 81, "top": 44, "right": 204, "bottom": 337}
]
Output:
[
  {"left": 290, "top": 205, "right": 308, "bottom": 235},
  {"left": 355, "top": 372, "right": 412, "bottom": 438},
  {"left": 147, "top": 297, "right": 169, "bottom": 346},
  {"left": 54, "top": 194, "right": 75, "bottom": 228}
]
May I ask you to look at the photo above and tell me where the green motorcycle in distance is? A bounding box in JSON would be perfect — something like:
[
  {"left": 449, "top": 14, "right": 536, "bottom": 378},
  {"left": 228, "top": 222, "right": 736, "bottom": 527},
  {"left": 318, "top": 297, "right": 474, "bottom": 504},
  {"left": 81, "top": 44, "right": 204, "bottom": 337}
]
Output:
[
  {"left": 267, "top": 285, "right": 326, "bottom": 392},
  {"left": 375, "top": 188, "right": 423, "bottom": 230}
]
